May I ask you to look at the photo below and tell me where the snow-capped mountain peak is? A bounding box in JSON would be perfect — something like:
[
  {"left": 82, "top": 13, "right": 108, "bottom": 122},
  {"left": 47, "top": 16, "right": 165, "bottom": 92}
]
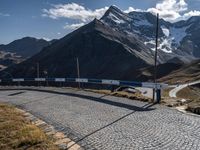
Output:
[
  {"left": 100, "top": 6, "right": 200, "bottom": 62},
  {"left": 101, "top": 6, "right": 130, "bottom": 25}
]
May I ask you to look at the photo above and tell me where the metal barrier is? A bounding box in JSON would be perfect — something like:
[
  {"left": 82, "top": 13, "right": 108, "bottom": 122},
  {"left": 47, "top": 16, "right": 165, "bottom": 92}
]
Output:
[{"left": 0, "top": 78, "right": 168, "bottom": 103}]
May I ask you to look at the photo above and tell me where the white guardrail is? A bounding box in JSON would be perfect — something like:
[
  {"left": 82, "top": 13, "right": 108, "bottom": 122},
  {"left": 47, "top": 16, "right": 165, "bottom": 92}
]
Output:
[{"left": 0, "top": 78, "right": 168, "bottom": 89}]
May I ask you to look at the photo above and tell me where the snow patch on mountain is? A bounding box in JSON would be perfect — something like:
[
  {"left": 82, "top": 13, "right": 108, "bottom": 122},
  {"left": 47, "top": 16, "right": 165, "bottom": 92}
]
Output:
[
  {"left": 145, "top": 38, "right": 172, "bottom": 53},
  {"left": 144, "top": 40, "right": 156, "bottom": 51},
  {"left": 144, "top": 40, "right": 155, "bottom": 46},
  {"left": 131, "top": 16, "right": 193, "bottom": 54},
  {"left": 158, "top": 39, "right": 172, "bottom": 53},
  {"left": 161, "top": 26, "right": 170, "bottom": 37},
  {"left": 108, "top": 13, "right": 125, "bottom": 24},
  {"left": 101, "top": 6, "right": 200, "bottom": 60},
  {"left": 126, "top": 30, "right": 141, "bottom": 36}
]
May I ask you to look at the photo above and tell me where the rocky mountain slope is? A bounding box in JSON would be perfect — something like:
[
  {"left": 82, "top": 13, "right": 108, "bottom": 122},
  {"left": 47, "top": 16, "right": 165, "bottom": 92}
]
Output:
[
  {"left": 1, "top": 18, "right": 155, "bottom": 80},
  {"left": 101, "top": 6, "right": 200, "bottom": 63}
]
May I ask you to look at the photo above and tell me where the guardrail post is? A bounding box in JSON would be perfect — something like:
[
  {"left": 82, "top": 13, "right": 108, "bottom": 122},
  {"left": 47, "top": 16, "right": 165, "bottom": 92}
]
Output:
[{"left": 156, "top": 89, "right": 161, "bottom": 103}]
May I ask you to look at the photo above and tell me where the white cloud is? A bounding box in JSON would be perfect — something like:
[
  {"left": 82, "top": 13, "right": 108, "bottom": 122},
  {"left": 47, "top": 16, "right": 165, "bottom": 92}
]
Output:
[
  {"left": 0, "top": 12, "right": 10, "bottom": 17},
  {"left": 124, "top": 7, "right": 143, "bottom": 13},
  {"left": 145, "top": 0, "right": 200, "bottom": 22},
  {"left": 42, "top": 1, "right": 200, "bottom": 29},
  {"left": 147, "top": 0, "right": 188, "bottom": 22},
  {"left": 64, "top": 23, "right": 85, "bottom": 30},
  {"left": 183, "top": 10, "right": 200, "bottom": 18},
  {"left": 43, "top": 3, "right": 108, "bottom": 22}
]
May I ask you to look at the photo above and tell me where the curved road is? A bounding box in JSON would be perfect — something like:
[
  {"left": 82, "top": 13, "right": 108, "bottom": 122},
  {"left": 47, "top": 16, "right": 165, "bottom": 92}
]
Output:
[
  {"left": 0, "top": 87, "right": 200, "bottom": 150},
  {"left": 169, "top": 80, "right": 200, "bottom": 98}
]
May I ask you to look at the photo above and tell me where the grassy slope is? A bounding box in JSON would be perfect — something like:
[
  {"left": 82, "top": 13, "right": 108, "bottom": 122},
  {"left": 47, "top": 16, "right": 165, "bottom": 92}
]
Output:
[
  {"left": 177, "top": 86, "right": 200, "bottom": 114},
  {"left": 0, "top": 103, "right": 58, "bottom": 150},
  {"left": 159, "top": 60, "right": 200, "bottom": 84},
  {"left": 177, "top": 86, "right": 200, "bottom": 101}
]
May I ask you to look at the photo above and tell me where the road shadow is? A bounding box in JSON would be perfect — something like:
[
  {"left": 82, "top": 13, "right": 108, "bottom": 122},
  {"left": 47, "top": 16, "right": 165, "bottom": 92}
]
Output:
[
  {"left": 8, "top": 91, "right": 26, "bottom": 96},
  {"left": 0, "top": 88, "right": 155, "bottom": 112}
]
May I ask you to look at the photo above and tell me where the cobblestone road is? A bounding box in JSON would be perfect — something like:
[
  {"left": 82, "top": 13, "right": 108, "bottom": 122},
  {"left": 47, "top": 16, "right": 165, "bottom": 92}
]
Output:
[{"left": 0, "top": 88, "right": 200, "bottom": 150}]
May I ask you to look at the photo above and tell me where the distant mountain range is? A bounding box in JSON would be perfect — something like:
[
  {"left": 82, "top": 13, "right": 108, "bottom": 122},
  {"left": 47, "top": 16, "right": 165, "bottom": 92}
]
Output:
[
  {"left": 0, "top": 37, "right": 55, "bottom": 70},
  {"left": 1, "top": 6, "right": 200, "bottom": 81},
  {"left": 0, "top": 37, "right": 54, "bottom": 58}
]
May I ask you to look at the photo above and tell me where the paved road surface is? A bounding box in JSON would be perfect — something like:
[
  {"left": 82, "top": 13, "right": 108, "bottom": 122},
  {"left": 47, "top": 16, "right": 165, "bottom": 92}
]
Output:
[
  {"left": 169, "top": 80, "right": 200, "bottom": 98},
  {"left": 0, "top": 87, "right": 200, "bottom": 150}
]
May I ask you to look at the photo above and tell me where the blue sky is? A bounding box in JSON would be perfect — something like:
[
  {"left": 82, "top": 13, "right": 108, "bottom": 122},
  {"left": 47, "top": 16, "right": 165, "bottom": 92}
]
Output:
[{"left": 0, "top": 0, "right": 200, "bottom": 44}]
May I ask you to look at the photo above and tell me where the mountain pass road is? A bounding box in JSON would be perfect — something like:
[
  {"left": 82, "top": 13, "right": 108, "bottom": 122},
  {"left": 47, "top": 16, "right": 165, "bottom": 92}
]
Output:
[
  {"left": 169, "top": 80, "right": 200, "bottom": 98},
  {"left": 0, "top": 87, "right": 200, "bottom": 150}
]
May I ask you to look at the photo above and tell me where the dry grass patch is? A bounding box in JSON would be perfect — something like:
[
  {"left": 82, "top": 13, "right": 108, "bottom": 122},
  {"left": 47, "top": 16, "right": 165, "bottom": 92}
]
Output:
[
  {"left": 177, "top": 86, "right": 200, "bottom": 101},
  {"left": 90, "top": 89, "right": 151, "bottom": 102},
  {"left": 162, "top": 88, "right": 173, "bottom": 98},
  {"left": 177, "top": 86, "right": 200, "bottom": 115},
  {"left": 0, "top": 103, "right": 59, "bottom": 150},
  {"left": 159, "top": 73, "right": 200, "bottom": 85}
]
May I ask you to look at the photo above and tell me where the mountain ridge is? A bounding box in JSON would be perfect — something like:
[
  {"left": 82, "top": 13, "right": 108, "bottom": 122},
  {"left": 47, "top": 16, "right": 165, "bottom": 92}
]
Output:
[{"left": 0, "top": 37, "right": 53, "bottom": 58}]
